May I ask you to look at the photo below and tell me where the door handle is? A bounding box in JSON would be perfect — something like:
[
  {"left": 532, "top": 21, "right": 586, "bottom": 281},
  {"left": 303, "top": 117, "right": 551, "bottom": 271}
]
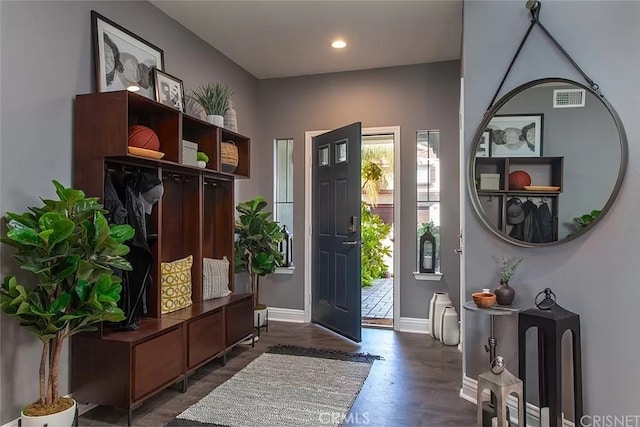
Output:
[
  {"left": 342, "top": 240, "right": 361, "bottom": 246},
  {"left": 454, "top": 248, "right": 463, "bottom": 254}
]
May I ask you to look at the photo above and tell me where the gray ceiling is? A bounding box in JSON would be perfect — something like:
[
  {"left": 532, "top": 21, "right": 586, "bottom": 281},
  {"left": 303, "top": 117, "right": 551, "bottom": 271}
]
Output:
[{"left": 151, "top": 1, "right": 463, "bottom": 79}]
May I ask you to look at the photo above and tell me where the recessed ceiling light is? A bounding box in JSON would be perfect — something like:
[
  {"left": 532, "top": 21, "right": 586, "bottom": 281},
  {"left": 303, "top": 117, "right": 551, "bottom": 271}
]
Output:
[
  {"left": 331, "top": 40, "right": 347, "bottom": 49},
  {"left": 127, "top": 85, "right": 140, "bottom": 92}
]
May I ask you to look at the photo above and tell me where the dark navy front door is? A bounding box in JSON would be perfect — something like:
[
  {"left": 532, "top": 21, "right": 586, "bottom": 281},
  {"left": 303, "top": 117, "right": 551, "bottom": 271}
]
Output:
[{"left": 312, "top": 123, "right": 362, "bottom": 342}]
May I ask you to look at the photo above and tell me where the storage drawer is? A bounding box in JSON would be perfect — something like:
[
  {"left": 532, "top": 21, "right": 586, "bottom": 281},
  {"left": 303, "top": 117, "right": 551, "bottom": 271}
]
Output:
[
  {"left": 188, "top": 309, "right": 224, "bottom": 369},
  {"left": 132, "top": 327, "right": 184, "bottom": 401},
  {"left": 225, "top": 296, "right": 253, "bottom": 347}
]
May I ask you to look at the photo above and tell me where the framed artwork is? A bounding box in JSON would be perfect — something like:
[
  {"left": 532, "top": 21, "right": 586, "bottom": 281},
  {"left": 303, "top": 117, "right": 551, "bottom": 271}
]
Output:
[
  {"left": 154, "top": 69, "right": 184, "bottom": 111},
  {"left": 488, "top": 114, "right": 543, "bottom": 157},
  {"left": 92, "top": 11, "right": 164, "bottom": 100},
  {"left": 476, "top": 130, "right": 491, "bottom": 157}
]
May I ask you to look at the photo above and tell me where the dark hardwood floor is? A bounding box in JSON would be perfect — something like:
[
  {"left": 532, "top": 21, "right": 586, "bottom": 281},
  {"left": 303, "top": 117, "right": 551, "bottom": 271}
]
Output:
[{"left": 79, "top": 322, "right": 476, "bottom": 426}]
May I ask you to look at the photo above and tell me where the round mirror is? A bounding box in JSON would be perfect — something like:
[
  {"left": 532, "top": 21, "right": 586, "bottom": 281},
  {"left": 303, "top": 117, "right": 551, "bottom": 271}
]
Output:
[{"left": 468, "top": 78, "right": 628, "bottom": 247}]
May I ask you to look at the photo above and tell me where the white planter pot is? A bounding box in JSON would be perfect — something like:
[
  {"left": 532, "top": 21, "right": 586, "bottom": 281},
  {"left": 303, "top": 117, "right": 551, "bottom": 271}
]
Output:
[
  {"left": 21, "top": 399, "right": 76, "bottom": 427},
  {"left": 429, "top": 292, "right": 452, "bottom": 340},
  {"left": 197, "top": 160, "right": 207, "bottom": 168},
  {"left": 439, "top": 306, "right": 460, "bottom": 346},
  {"left": 254, "top": 307, "right": 268, "bottom": 327},
  {"left": 206, "top": 114, "right": 224, "bottom": 127}
]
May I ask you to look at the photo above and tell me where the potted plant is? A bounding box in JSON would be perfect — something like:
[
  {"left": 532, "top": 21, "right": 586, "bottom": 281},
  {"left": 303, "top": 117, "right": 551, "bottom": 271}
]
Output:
[
  {"left": 494, "top": 255, "right": 525, "bottom": 306},
  {"left": 197, "top": 151, "right": 209, "bottom": 168},
  {"left": 191, "top": 83, "right": 233, "bottom": 127},
  {"left": 0, "top": 181, "right": 134, "bottom": 426},
  {"left": 234, "top": 197, "right": 284, "bottom": 327}
]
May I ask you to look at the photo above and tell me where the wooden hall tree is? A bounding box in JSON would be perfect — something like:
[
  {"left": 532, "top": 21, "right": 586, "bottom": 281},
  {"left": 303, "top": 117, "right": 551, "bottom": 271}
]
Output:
[{"left": 70, "top": 90, "right": 253, "bottom": 425}]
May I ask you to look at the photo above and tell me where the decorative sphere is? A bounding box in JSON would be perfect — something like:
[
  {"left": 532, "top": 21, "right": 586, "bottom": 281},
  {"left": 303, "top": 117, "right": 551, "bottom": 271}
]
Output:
[
  {"left": 490, "top": 356, "right": 506, "bottom": 374},
  {"left": 509, "top": 170, "right": 532, "bottom": 190},
  {"left": 128, "top": 125, "right": 160, "bottom": 151}
]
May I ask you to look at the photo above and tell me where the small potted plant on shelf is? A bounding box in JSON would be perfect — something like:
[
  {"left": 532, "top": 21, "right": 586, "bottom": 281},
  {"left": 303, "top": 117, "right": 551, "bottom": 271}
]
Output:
[
  {"left": 234, "top": 197, "right": 284, "bottom": 328},
  {"left": 197, "top": 151, "right": 209, "bottom": 168},
  {"left": 0, "top": 181, "right": 134, "bottom": 426},
  {"left": 191, "top": 83, "right": 233, "bottom": 127},
  {"left": 494, "top": 255, "right": 525, "bottom": 306}
]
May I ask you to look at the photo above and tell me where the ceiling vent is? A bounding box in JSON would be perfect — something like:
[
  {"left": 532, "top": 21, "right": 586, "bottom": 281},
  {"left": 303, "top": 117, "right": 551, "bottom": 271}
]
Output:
[{"left": 553, "top": 88, "right": 586, "bottom": 108}]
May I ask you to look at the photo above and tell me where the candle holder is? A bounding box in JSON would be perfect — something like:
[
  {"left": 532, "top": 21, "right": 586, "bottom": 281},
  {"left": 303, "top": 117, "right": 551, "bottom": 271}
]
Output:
[{"left": 280, "top": 224, "right": 293, "bottom": 267}]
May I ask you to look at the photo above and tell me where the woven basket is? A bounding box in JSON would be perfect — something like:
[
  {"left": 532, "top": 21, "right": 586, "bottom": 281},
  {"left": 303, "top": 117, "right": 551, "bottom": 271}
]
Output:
[{"left": 221, "top": 141, "right": 239, "bottom": 172}]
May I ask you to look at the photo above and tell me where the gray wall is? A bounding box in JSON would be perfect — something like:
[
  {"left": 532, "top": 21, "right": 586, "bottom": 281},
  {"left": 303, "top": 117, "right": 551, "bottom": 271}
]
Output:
[
  {"left": 463, "top": 0, "right": 640, "bottom": 416},
  {"left": 0, "top": 1, "right": 259, "bottom": 422},
  {"left": 496, "top": 85, "right": 620, "bottom": 239},
  {"left": 256, "top": 62, "right": 461, "bottom": 318}
]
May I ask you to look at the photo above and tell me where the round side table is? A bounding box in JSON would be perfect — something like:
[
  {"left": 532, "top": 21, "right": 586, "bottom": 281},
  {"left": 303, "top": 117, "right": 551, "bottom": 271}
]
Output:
[{"left": 463, "top": 301, "right": 521, "bottom": 426}]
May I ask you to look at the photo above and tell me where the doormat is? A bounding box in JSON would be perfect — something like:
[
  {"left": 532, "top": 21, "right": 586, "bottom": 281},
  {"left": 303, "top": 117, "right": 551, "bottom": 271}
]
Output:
[{"left": 168, "top": 345, "right": 380, "bottom": 427}]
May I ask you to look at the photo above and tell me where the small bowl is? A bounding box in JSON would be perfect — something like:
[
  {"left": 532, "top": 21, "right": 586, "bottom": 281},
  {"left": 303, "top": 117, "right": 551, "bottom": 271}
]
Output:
[{"left": 472, "top": 292, "right": 496, "bottom": 308}]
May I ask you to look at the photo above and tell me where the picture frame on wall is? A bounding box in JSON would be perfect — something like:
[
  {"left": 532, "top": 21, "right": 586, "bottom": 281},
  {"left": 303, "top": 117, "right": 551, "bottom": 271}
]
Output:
[
  {"left": 476, "top": 130, "right": 491, "bottom": 157},
  {"left": 92, "top": 10, "right": 164, "bottom": 100},
  {"left": 154, "top": 69, "right": 184, "bottom": 112},
  {"left": 488, "top": 114, "right": 543, "bottom": 157}
]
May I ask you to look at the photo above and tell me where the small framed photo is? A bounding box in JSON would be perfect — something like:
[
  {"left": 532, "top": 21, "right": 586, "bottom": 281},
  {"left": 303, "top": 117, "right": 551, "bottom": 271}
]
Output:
[
  {"left": 476, "top": 130, "right": 491, "bottom": 157},
  {"left": 488, "top": 114, "right": 543, "bottom": 157},
  {"left": 153, "top": 69, "right": 184, "bottom": 112},
  {"left": 92, "top": 11, "right": 164, "bottom": 100}
]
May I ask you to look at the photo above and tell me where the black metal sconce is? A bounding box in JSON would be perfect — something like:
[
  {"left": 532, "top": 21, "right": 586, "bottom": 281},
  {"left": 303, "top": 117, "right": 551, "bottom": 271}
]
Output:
[
  {"left": 419, "top": 229, "right": 436, "bottom": 273},
  {"left": 280, "top": 225, "right": 293, "bottom": 267}
]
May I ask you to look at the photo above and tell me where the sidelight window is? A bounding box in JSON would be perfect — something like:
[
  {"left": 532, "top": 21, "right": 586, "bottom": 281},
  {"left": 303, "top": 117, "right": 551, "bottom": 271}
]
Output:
[
  {"left": 417, "top": 130, "right": 440, "bottom": 273},
  {"left": 274, "top": 138, "right": 294, "bottom": 234}
]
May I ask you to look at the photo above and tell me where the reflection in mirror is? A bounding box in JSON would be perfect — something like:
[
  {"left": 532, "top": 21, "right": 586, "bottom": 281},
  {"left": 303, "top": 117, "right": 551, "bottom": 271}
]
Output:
[{"left": 469, "top": 78, "right": 627, "bottom": 247}]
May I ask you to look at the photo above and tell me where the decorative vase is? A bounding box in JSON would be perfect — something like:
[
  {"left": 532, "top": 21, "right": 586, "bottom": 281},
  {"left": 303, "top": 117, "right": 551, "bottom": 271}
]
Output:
[
  {"left": 429, "top": 292, "right": 452, "bottom": 339},
  {"left": 494, "top": 281, "right": 515, "bottom": 306},
  {"left": 206, "top": 114, "right": 224, "bottom": 127},
  {"left": 439, "top": 306, "right": 460, "bottom": 346},
  {"left": 224, "top": 100, "right": 237, "bottom": 132},
  {"left": 21, "top": 399, "right": 77, "bottom": 427},
  {"left": 197, "top": 160, "right": 207, "bottom": 168}
]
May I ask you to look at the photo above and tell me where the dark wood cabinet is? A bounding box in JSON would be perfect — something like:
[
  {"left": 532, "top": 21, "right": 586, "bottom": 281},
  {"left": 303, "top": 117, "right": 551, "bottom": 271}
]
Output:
[
  {"left": 132, "top": 326, "right": 184, "bottom": 401},
  {"left": 70, "top": 91, "right": 253, "bottom": 423},
  {"left": 225, "top": 296, "right": 254, "bottom": 348}
]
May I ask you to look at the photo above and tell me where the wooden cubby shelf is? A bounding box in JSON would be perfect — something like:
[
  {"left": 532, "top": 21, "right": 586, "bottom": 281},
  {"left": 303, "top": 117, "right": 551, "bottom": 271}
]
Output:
[
  {"left": 474, "top": 156, "right": 564, "bottom": 243},
  {"left": 71, "top": 90, "right": 253, "bottom": 424}
]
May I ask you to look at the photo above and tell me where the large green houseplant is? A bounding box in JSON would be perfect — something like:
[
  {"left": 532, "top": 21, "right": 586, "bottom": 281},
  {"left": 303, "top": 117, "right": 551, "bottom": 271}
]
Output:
[
  {"left": 0, "top": 181, "right": 134, "bottom": 419},
  {"left": 234, "top": 197, "right": 283, "bottom": 310}
]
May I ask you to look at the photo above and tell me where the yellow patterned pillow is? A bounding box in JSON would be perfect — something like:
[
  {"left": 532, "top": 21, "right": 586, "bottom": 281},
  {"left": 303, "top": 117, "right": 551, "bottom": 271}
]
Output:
[{"left": 161, "top": 255, "right": 193, "bottom": 314}]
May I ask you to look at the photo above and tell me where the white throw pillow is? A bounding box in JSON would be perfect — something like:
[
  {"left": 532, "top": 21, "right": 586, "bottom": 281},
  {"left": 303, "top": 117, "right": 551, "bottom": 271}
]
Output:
[{"left": 203, "top": 256, "right": 232, "bottom": 300}]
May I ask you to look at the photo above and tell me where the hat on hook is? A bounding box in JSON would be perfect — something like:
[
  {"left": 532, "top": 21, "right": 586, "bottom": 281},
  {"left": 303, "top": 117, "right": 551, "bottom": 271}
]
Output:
[
  {"left": 506, "top": 197, "right": 525, "bottom": 225},
  {"left": 137, "top": 174, "right": 164, "bottom": 215}
]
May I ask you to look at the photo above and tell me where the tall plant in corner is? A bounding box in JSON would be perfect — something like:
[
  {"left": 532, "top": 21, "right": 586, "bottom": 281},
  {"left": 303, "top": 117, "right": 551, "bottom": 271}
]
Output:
[
  {"left": 234, "top": 197, "right": 284, "bottom": 309},
  {"left": 0, "top": 181, "right": 134, "bottom": 417}
]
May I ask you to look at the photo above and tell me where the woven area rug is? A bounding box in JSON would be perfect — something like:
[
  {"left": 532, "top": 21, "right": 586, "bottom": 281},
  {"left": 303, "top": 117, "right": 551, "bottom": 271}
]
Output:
[{"left": 168, "top": 345, "right": 380, "bottom": 427}]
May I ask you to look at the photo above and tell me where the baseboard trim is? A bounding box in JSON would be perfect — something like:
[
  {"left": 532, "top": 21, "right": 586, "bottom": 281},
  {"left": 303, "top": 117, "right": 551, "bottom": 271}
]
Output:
[
  {"left": 267, "top": 307, "right": 306, "bottom": 323},
  {"left": 460, "top": 375, "right": 575, "bottom": 427},
  {"left": 396, "top": 317, "right": 430, "bottom": 334}
]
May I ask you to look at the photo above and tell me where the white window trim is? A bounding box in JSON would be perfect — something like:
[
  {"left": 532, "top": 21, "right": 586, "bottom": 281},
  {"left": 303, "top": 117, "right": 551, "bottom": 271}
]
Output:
[{"left": 412, "top": 272, "right": 443, "bottom": 281}]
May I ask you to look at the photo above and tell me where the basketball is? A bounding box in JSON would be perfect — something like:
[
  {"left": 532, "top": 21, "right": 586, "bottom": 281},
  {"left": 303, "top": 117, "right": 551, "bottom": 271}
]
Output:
[
  {"left": 509, "top": 170, "right": 532, "bottom": 190},
  {"left": 128, "top": 125, "right": 160, "bottom": 151}
]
